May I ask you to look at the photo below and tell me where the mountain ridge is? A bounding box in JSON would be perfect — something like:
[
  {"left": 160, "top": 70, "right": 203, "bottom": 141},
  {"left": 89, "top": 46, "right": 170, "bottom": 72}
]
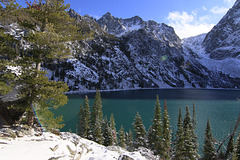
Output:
[
  {"left": 202, "top": 0, "right": 240, "bottom": 60},
  {"left": 37, "top": 2, "right": 240, "bottom": 90}
]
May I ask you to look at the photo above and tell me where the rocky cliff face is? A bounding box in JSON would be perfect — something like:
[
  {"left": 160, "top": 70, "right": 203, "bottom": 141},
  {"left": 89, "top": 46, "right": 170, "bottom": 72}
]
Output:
[
  {"left": 182, "top": 0, "right": 240, "bottom": 88},
  {"left": 202, "top": 0, "right": 240, "bottom": 60},
  {"left": 42, "top": 7, "right": 240, "bottom": 91}
]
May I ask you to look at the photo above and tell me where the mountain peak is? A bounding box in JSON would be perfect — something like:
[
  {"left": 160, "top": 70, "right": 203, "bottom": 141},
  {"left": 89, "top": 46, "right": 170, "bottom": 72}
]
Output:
[
  {"left": 101, "top": 12, "right": 113, "bottom": 19},
  {"left": 63, "top": 6, "right": 240, "bottom": 91},
  {"left": 203, "top": 0, "right": 240, "bottom": 59}
]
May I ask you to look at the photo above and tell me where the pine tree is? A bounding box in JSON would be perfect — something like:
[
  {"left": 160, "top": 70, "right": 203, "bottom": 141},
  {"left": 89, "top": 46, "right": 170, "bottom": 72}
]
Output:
[
  {"left": 225, "top": 134, "right": 234, "bottom": 159},
  {"left": 218, "top": 147, "right": 225, "bottom": 159},
  {"left": 162, "top": 99, "right": 172, "bottom": 160},
  {"left": 78, "top": 95, "right": 91, "bottom": 139},
  {"left": 126, "top": 130, "right": 134, "bottom": 151},
  {"left": 102, "top": 116, "right": 111, "bottom": 146},
  {"left": 174, "top": 108, "right": 185, "bottom": 160},
  {"left": 0, "top": 0, "right": 91, "bottom": 128},
  {"left": 17, "top": 0, "right": 82, "bottom": 126},
  {"left": 234, "top": 134, "right": 240, "bottom": 160},
  {"left": 147, "top": 125, "right": 153, "bottom": 149},
  {"left": 132, "top": 111, "right": 147, "bottom": 148},
  {"left": 192, "top": 103, "right": 197, "bottom": 129},
  {"left": 20, "top": 70, "right": 68, "bottom": 129},
  {"left": 84, "top": 95, "right": 91, "bottom": 139},
  {"left": 36, "top": 106, "right": 65, "bottom": 130},
  {"left": 93, "top": 116, "right": 104, "bottom": 145},
  {"left": 91, "top": 90, "right": 104, "bottom": 144},
  {"left": 0, "top": 2, "right": 22, "bottom": 99},
  {"left": 91, "top": 90, "right": 103, "bottom": 126},
  {"left": 118, "top": 125, "right": 127, "bottom": 148},
  {"left": 0, "top": 5, "right": 18, "bottom": 95},
  {"left": 192, "top": 103, "right": 199, "bottom": 156},
  {"left": 182, "top": 106, "right": 199, "bottom": 160},
  {"left": 150, "top": 95, "right": 163, "bottom": 155},
  {"left": 77, "top": 104, "right": 84, "bottom": 136},
  {"left": 109, "top": 113, "right": 118, "bottom": 146},
  {"left": 203, "top": 118, "right": 216, "bottom": 160}
]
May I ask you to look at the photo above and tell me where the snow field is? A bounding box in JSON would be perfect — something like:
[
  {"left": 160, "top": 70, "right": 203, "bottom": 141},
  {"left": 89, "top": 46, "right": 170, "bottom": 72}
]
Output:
[{"left": 0, "top": 131, "right": 147, "bottom": 160}]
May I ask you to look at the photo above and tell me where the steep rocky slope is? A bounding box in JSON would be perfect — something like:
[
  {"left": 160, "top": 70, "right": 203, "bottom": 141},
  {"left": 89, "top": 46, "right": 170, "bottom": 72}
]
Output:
[
  {"left": 202, "top": 0, "right": 240, "bottom": 60},
  {"left": 37, "top": 4, "right": 240, "bottom": 90},
  {"left": 182, "top": 0, "right": 240, "bottom": 88}
]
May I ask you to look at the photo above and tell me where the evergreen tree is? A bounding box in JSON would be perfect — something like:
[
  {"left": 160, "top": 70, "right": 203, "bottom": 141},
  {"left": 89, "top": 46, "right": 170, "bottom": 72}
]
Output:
[
  {"left": 147, "top": 125, "right": 153, "bottom": 149},
  {"left": 192, "top": 103, "right": 199, "bottom": 156},
  {"left": 225, "top": 134, "right": 234, "bottom": 159},
  {"left": 0, "top": 0, "right": 91, "bottom": 128},
  {"left": 78, "top": 95, "right": 91, "bottom": 139},
  {"left": 17, "top": 0, "right": 82, "bottom": 126},
  {"left": 132, "top": 111, "right": 147, "bottom": 148},
  {"left": 162, "top": 99, "right": 172, "bottom": 160},
  {"left": 102, "top": 116, "right": 111, "bottom": 146},
  {"left": 91, "top": 90, "right": 103, "bottom": 126},
  {"left": 150, "top": 95, "right": 163, "bottom": 155},
  {"left": 174, "top": 108, "right": 185, "bottom": 160},
  {"left": 192, "top": 103, "right": 197, "bottom": 129},
  {"left": 36, "top": 105, "right": 65, "bottom": 130},
  {"left": 126, "top": 130, "right": 134, "bottom": 151},
  {"left": 109, "top": 113, "right": 118, "bottom": 146},
  {"left": 84, "top": 95, "right": 91, "bottom": 139},
  {"left": 182, "top": 106, "right": 199, "bottom": 160},
  {"left": 0, "top": 1, "right": 19, "bottom": 95},
  {"left": 203, "top": 118, "right": 216, "bottom": 160},
  {"left": 77, "top": 104, "right": 84, "bottom": 136},
  {"left": 118, "top": 125, "right": 127, "bottom": 148},
  {"left": 218, "top": 147, "right": 225, "bottom": 160},
  {"left": 234, "top": 134, "right": 240, "bottom": 160},
  {"left": 93, "top": 116, "right": 104, "bottom": 144},
  {"left": 91, "top": 90, "right": 104, "bottom": 144},
  {"left": 20, "top": 69, "right": 68, "bottom": 129}
]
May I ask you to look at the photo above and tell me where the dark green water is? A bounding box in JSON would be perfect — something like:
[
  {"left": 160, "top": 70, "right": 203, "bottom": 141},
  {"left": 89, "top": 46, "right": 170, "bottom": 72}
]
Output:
[{"left": 53, "top": 89, "right": 240, "bottom": 153}]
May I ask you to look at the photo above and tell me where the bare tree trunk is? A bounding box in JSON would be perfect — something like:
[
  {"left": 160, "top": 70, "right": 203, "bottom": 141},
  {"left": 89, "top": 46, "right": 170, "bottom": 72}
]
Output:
[
  {"left": 217, "top": 112, "right": 240, "bottom": 155},
  {"left": 36, "top": 62, "right": 41, "bottom": 76},
  {"left": 27, "top": 109, "right": 34, "bottom": 127},
  {"left": 27, "top": 62, "right": 41, "bottom": 127}
]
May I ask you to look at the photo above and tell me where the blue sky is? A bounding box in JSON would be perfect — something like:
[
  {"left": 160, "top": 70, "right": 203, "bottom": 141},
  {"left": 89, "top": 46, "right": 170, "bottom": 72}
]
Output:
[{"left": 18, "top": 0, "right": 236, "bottom": 38}]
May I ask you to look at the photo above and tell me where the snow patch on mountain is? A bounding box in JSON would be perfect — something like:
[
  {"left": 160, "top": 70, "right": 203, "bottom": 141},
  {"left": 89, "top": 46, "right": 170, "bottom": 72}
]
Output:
[
  {"left": 183, "top": 33, "right": 240, "bottom": 78},
  {"left": 182, "top": 33, "right": 207, "bottom": 57},
  {"left": 118, "top": 24, "right": 142, "bottom": 37},
  {"left": 199, "top": 57, "right": 240, "bottom": 78}
]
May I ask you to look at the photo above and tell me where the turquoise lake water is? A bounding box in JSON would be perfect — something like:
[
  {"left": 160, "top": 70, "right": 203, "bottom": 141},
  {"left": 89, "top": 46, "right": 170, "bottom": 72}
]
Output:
[{"left": 52, "top": 89, "right": 240, "bottom": 154}]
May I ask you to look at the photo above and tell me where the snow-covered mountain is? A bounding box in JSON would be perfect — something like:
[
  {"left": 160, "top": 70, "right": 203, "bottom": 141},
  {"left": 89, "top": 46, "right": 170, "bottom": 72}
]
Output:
[
  {"left": 44, "top": 2, "right": 240, "bottom": 90},
  {"left": 202, "top": 0, "right": 240, "bottom": 60},
  {"left": 182, "top": 0, "right": 240, "bottom": 83}
]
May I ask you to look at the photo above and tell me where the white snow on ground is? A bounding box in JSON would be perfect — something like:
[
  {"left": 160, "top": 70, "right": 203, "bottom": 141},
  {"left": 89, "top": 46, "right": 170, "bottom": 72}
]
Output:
[{"left": 0, "top": 131, "right": 148, "bottom": 160}]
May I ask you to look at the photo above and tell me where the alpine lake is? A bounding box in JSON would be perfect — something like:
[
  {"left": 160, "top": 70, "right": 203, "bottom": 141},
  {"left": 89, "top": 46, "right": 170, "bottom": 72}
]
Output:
[{"left": 52, "top": 89, "right": 240, "bottom": 154}]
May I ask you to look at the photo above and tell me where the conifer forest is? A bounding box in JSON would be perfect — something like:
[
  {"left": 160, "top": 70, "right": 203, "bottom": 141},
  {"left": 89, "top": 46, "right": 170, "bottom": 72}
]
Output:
[{"left": 77, "top": 90, "right": 240, "bottom": 160}]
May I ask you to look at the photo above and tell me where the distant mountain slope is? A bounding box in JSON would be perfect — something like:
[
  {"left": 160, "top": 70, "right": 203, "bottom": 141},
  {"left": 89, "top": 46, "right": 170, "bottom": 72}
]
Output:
[
  {"left": 1, "top": 5, "right": 240, "bottom": 92},
  {"left": 203, "top": 0, "right": 240, "bottom": 60},
  {"left": 182, "top": 0, "right": 240, "bottom": 86},
  {"left": 38, "top": 5, "right": 240, "bottom": 90}
]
